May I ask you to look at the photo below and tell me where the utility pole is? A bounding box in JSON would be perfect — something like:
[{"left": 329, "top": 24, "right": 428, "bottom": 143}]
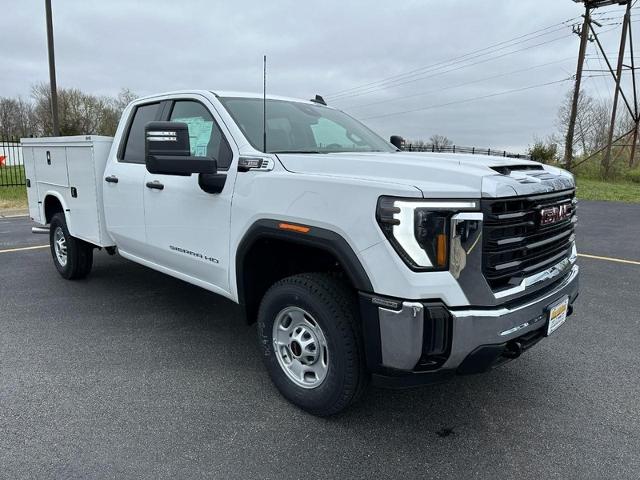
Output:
[
  {"left": 564, "top": 9, "right": 591, "bottom": 170},
  {"left": 45, "top": 0, "right": 60, "bottom": 136},
  {"left": 602, "top": 1, "right": 631, "bottom": 178},
  {"left": 628, "top": 11, "right": 639, "bottom": 168}
]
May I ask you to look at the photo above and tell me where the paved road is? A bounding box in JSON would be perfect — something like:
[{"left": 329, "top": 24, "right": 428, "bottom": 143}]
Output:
[{"left": 0, "top": 201, "right": 638, "bottom": 479}]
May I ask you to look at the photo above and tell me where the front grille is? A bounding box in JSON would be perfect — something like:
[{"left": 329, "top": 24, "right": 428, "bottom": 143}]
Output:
[{"left": 481, "top": 189, "right": 576, "bottom": 291}]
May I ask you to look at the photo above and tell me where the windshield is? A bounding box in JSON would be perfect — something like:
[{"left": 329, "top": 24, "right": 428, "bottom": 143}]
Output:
[{"left": 218, "top": 97, "right": 395, "bottom": 154}]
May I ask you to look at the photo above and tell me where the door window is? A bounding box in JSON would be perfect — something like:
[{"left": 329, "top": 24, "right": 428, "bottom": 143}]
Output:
[
  {"left": 121, "top": 103, "right": 161, "bottom": 163},
  {"left": 169, "top": 101, "right": 233, "bottom": 170}
]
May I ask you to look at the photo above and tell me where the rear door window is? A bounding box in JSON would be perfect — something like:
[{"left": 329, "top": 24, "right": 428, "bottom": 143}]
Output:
[{"left": 122, "top": 103, "right": 161, "bottom": 163}]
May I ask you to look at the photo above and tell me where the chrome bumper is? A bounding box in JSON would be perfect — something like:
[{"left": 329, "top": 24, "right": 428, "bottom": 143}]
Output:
[
  {"left": 376, "top": 265, "right": 580, "bottom": 372},
  {"left": 443, "top": 264, "right": 579, "bottom": 370}
]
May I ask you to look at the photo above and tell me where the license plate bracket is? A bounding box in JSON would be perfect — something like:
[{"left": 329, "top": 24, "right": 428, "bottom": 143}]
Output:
[{"left": 546, "top": 296, "right": 569, "bottom": 336}]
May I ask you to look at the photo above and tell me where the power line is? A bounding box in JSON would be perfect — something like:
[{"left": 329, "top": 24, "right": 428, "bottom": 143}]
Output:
[
  {"left": 340, "top": 57, "right": 576, "bottom": 111},
  {"left": 328, "top": 27, "right": 572, "bottom": 100},
  {"left": 330, "top": 32, "right": 574, "bottom": 103},
  {"left": 325, "top": 18, "right": 579, "bottom": 99},
  {"left": 359, "top": 78, "right": 572, "bottom": 121}
]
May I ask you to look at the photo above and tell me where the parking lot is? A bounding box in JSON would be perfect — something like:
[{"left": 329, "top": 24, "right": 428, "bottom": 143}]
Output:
[{"left": 0, "top": 200, "right": 638, "bottom": 479}]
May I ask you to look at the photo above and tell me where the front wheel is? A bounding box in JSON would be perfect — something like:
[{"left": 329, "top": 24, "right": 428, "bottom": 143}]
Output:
[
  {"left": 49, "top": 212, "right": 93, "bottom": 280},
  {"left": 257, "top": 273, "right": 368, "bottom": 416}
]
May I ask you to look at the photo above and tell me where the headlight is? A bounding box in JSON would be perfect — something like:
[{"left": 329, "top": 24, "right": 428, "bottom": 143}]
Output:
[{"left": 376, "top": 197, "right": 479, "bottom": 271}]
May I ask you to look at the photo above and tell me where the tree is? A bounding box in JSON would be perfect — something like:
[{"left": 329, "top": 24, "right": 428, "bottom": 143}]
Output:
[
  {"left": 0, "top": 97, "right": 37, "bottom": 138},
  {"left": 99, "top": 88, "right": 139, "bottom": 135},
  {"left": 429, "top": 134, "right": 453, "bottom": 152},
  {"left": 528, "top": 138, "right": 558, "bottom": 164},
  {"left": 29, "top": 83, "right": 137, "bottom": 137}
]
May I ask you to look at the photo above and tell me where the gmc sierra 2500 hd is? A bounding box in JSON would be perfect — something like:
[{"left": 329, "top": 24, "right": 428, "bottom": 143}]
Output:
[{"left": 23, "top": 90, "right": 579, "bottom": 416}]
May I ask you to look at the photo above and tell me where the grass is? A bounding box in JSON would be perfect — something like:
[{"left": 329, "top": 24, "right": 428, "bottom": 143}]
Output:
[
  {"left": 0, "top": 165, "right": 28, "bottom": 210},
  {"left": 575, "top": 177, "right": 640, "bottom": 203},
  {"left": 0, "top": 186, "right": 28, "bottom": 210}
]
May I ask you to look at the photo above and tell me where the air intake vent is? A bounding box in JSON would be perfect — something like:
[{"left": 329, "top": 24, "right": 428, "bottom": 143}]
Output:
[{"left": 491, "top": 165, "right": 544, "bottom": 175}]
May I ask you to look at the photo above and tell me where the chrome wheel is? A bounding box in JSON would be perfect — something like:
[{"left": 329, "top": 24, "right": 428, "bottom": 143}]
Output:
[
  {"left": 272, "top": 306, "right": 329, "bottom": 389},
  {"left": 53, "top": 227, "right": 67, "bottom": 267}
]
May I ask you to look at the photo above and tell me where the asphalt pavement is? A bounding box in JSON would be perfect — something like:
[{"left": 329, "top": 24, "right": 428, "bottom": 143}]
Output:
[{"left": 0, "top": 201, "right": 638, "bottom": 479}]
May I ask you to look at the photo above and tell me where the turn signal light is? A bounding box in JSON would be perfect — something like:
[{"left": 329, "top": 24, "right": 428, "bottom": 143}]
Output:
[
  {"left": 436, "top": 233, "right": 448, "bottom": 268},
  {"left": 278, "top": 222, "right": 310, "bottom": 234}
]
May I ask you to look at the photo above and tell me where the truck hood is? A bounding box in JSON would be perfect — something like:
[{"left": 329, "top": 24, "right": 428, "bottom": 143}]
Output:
[{"left": 275, "top": 152, "right": 575, "bottom": 198}]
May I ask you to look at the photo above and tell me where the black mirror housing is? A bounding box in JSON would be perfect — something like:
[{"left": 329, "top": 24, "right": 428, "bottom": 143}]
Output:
[
  {"left": 145, "top": 121, "right": 217, "bottom": 176},
  {"left": 390, "top": 135, "right": 405, "bottom": 150}
]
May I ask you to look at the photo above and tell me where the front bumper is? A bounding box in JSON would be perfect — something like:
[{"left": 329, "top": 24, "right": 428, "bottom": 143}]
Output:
[{"left": 360, "top": 265, "right": 580, "bottom": 388}]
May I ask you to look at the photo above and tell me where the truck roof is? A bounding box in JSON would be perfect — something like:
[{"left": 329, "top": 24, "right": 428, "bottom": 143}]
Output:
[{"left": 133, "top": 90, "right": 321, "bottom": 106}]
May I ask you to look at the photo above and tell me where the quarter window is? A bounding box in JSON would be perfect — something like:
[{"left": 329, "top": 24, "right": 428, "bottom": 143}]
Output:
[{"left": 169, "top": 101, "right": 233, "bottom": 170}]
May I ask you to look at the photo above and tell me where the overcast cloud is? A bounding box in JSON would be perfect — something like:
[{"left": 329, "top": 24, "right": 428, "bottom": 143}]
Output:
[{"left": 1, "top": 0, "right": 636, "bottom": 151}]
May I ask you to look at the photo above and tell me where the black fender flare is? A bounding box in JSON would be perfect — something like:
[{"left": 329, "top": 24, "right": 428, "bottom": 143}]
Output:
[{"left": 235, "top": 219, "right": 373, "bottom": 308}]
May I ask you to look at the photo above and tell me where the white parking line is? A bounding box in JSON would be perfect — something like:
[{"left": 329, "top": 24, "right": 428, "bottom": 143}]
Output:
[
  {"left": 578, "top": 253, "right": 640, "bottom": 266},
  {"left": 0, "top": 244, "right": 48, "bottom": 254}
]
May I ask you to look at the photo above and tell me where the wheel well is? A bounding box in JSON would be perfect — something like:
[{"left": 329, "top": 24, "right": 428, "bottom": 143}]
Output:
[
  {"left": 44, "top": 195, "right": 64, "bottom": 224},
  {"left": 239, "top": 238, "right": 355, "bottom": 324}
]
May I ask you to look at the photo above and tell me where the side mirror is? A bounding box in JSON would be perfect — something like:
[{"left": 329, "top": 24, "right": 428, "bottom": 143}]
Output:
[
  {"left": 145, "top": 121, "right": 217, "bottom": 175},
  {"left": 390, "top": 135, "right": 405, "bottom": 150}
]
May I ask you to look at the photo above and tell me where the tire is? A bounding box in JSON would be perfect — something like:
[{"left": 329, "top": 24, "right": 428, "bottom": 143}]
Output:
[
  {"left": 49, "top": 212, "right": 93, "bottom": 280},
  {"left": 257, "top": 273, "right": 368, "bottom": 416}
]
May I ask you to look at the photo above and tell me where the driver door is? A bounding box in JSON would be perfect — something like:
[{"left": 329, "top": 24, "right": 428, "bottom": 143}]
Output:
[{"left": 143, "top": 97, "right": 236, "bottom": 295}]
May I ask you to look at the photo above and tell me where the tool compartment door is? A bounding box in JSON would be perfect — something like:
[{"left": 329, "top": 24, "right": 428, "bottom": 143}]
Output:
[
  {"left": 21, "top": 146, "right": 41, "bottom": 223},
  {"left": 66, "top": 145, "right": 101, "bottom": 245},
  {"left": 33, "top": 146, "right": 69, "bottom": 188}
]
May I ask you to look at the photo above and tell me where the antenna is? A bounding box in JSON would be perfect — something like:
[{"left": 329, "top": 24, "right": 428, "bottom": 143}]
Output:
[{"left": 263, "top": 55, "right": 267, "bottom": 153}]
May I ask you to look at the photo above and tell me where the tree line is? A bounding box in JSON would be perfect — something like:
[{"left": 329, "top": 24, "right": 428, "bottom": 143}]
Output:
[
  {"left": 528, "top": 89, "right": 638, "bottom": 179},
  {"left": 0, "top": 83, "right": 136, "bottom": 139},
  {"left": 409, "top": 89, "right": 639, "bottom": 180},
  {"left": 2, "top": 85, "right": 638, "bottom": 180}
]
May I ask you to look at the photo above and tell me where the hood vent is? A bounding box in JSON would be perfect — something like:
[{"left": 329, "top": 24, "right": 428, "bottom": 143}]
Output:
[
  {"left": 491, "top": 165, "right": 556, "bottom": 184},
  {"left": 491, "top": 165, "right": 544, "bottom": 175}
]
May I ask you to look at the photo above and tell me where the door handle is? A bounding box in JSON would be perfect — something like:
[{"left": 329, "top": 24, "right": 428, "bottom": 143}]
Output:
[
  {"left": 146, "top": 181, "right": 164, "bottom": 190},
  {"left": 105, "top": 175, "right": 118, "bottom": 183}
]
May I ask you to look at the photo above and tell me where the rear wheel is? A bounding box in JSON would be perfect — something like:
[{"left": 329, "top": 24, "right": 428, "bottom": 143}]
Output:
[
  {"left": 49, "top": 213, "right": 93, "bottom": 280},
  {"left": 257, "top": 273, "right": 368, "bottom": 416}
]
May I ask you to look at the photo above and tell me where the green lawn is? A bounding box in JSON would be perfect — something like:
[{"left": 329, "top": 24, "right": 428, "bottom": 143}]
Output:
[
  {"left": 0, "top": 165, "right": 28, "bottom": 210},
  {"left": 576, "top": 177, "right": 640, "bottom": 203}
]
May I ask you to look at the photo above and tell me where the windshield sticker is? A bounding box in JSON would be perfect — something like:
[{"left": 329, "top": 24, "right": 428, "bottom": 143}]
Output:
[{"left": 173, "top": 116, "right": 213, "bottom": 156}]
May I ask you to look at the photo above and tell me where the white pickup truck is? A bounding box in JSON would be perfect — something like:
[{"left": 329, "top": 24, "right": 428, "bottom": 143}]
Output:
[{"left": 23, "top": 90, "right": 579, "bottom": 415}]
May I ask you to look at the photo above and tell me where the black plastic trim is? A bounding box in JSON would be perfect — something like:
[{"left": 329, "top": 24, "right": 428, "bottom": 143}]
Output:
[
  {"left": 358, "top": 292, "right": 384, "bottom": 371},
  {"left": 235, "top": 219, "right": 373, "bottom": 308}
]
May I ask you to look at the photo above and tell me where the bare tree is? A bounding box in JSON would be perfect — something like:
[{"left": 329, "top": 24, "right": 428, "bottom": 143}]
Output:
[
  {"left": 556, "top": 89, "right": 606, "bottom": 159},
  {"left": 429, "top": 134, "right": 453, "bottom": 152},
  {"left": 0, "top": 97, "right": 37, "bottom": 137},
  {"left": 99, "top": 88, "right": 139, "bottom": 135},
  {"left": 30, "top": 83, "right": 137, "bottom": 137}
]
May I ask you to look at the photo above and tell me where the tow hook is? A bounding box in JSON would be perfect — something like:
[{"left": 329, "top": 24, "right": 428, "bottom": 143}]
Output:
[{"left": 503, "top": 340, "right": 523, "bottom": 359}]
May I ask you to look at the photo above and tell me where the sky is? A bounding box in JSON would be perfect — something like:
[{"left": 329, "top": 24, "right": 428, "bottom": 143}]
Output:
[{"left": 1, "top": 0, "right": 637, "bottom": 152}]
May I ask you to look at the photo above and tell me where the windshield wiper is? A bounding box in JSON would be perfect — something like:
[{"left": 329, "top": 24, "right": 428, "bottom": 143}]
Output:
[{"left": 270, "top": 150, "right": 323, "bottom": 154}]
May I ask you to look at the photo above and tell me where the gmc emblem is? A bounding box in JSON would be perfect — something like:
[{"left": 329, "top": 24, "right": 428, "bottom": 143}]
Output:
[{"left": 540, "top": 203, "right": 572, "bottom": 226}]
